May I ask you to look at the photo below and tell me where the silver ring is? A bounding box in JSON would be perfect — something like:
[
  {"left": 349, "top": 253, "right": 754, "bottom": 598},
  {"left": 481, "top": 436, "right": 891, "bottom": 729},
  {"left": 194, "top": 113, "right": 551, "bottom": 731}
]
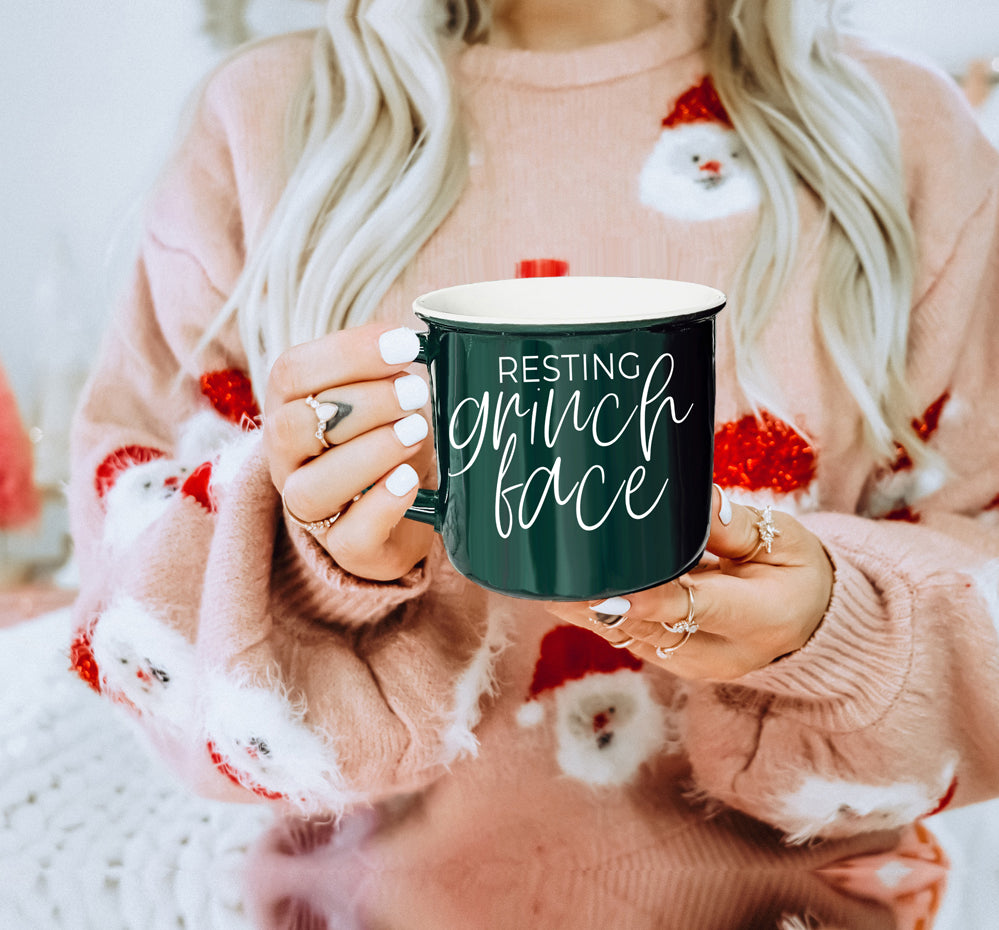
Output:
[
  {"left": 283, "top": 491, "right": 344, "bottom": 535},
  {"left": 656, "top": 628, "right": 694, "bottom": 660},
  {"left": 305, "top": 394, "right": 340, "bottom": 451},
  {"left": 660, "top": 584, "right": 697, "bottom": 635},
  {"left": 609, "top": 636, "right": 635, "bottom": 650},
  {"left": 733, "top": 504, "right": 781, "bottom": 563}
]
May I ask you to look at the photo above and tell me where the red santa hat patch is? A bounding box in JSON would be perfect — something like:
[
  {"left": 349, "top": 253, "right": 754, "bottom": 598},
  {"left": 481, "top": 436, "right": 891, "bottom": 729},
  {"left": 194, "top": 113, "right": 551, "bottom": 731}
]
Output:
[
  {"left": 526, "top": 624, "right": 642, "bottom": 701},
  {"left": 661, "top": 76, "right": 733, "bottom": 129}
]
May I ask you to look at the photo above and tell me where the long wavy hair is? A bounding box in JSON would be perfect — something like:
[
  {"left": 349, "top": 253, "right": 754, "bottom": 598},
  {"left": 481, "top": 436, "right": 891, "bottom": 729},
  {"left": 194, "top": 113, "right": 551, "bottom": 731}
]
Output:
[{"left": 211, "top": 0, "right": 923, "bottom": 465}]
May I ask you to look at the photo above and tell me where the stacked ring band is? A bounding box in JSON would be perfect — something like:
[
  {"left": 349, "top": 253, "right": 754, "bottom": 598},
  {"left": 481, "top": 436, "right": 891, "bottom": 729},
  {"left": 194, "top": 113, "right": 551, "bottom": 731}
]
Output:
[{"left": 283, "top": 492, "right": 344, "bottom": 535}]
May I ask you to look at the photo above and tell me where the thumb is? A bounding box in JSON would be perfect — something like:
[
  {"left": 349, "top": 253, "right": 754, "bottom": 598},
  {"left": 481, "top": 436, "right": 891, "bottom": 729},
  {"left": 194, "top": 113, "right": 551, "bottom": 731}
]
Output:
[{"left": 705, "top": 484, "right": 783, "bottom": 565}]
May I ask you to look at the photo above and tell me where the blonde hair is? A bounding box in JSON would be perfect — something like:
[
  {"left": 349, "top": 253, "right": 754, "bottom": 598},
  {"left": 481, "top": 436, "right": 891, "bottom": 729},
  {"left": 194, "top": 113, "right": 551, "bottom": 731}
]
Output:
[
  {"left": 214, "top": 0, "right": 922, "bottom": 465},
  {"left": 708, "top": 0, "right": 923, "bottom": 463},
  {"left": 208, "top": 0, "right": 490, "bottom": 391}
]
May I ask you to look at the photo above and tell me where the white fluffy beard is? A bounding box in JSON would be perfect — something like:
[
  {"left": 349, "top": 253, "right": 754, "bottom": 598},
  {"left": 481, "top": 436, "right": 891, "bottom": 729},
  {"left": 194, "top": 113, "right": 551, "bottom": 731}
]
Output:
[
  {"left": 552, "top": 670, "right": 666, "bottom": 787},
  {"left": 203, "top": 674, "right": 353, "bottom": 813},
  {"left": 90, "top": 597, "right": 195, "bottom": 727},
  {"left": 639, "top": 122, "right": 762, "bottom": 221}
]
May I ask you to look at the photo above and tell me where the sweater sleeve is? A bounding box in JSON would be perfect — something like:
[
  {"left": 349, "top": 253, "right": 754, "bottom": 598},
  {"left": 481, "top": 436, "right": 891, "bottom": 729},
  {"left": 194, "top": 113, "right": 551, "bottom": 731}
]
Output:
[
  {"left": 682, "top": 89, "right": 999, "bottom": 842},
  {"left": 67, "top": 38, "right": 502, "bottom": 815}
]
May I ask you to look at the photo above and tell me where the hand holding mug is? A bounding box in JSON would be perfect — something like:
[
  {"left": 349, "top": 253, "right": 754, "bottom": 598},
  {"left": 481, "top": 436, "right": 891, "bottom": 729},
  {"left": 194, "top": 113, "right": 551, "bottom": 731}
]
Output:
[
  {"left": 263, "top": 322, "right": 434, "bottom": 581},
  {"left": 545, "top": 486, "right": 835, "bottom": 680}
]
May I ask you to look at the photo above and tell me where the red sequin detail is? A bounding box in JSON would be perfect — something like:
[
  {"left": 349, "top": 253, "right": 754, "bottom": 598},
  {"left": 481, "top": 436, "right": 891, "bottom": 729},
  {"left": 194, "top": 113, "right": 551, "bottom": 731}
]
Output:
[
  {"left": 528, "top": 625, "right": 643, "bottom": 699},
  {"left": 95, "top": 445, "right": 166, "bottom": 499},
  {"left": 923, "top": 776, "right": 958, "bottom": 818},
  {"left": 69, "top": 618, "right": 101, "bottom": 694},
  {"left": 885, "top": 505, "right": 921, "bottom": 523},
  {"left": 180, "top": 461, "right": 216, "bottom": 513},
  {"left": 207, "top": 740, "right": 286, "bottom": 801},
  {"left": 516, "top": 258, "right": 569, "bottom": 278},
  {"left": 892, "top": 392, "right": 950, "bottom": 472},
  {"left": 200, "top": 369, "right": 260, "bottom": 426},
  {"left": 713, "top": 411, "right": 816, "bottom": 493},
  {"left": 662, "top": 76, "right": 733, "bottom": 129}
]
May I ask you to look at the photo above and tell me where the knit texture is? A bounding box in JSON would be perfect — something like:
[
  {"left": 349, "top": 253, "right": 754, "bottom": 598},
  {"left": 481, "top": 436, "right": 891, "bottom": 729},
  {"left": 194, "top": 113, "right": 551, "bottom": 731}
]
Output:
[{"left": 67, "top": 14, "right": 999, "bottom": 861}]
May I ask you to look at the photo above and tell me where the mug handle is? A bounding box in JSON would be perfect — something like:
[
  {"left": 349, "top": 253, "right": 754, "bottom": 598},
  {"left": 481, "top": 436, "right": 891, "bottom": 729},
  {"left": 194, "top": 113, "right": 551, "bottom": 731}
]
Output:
[{"left": 402, "top": 331, "right": 440, "bottom": 529}]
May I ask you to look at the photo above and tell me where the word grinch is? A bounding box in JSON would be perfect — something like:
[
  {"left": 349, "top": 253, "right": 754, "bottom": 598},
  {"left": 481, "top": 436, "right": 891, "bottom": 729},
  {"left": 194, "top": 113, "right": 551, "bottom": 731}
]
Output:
[{"left": 448, "top": 353, "right": 692, "bottom": 537}]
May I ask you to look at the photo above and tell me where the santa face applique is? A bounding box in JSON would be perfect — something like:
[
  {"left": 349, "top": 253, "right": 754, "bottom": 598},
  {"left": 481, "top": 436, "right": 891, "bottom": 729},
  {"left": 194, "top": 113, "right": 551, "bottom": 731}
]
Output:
[
  {"left": 640, "top": 76, "right": 762, "bottom": 221},
  {"left": 204, "top": 676, "right": 351, "bottom": 812},
  {"left": 517, "top": 625, "right": 671, "bottom": 787},
  {"left": 87, "top": 596, "right": 195, "bottom": 726}
]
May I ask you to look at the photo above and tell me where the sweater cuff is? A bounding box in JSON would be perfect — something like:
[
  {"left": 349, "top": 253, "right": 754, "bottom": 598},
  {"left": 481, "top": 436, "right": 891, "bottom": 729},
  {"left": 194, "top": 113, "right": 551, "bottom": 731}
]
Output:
[
  {"left": 733, "top": 543, "right": 912, "bottom": 731},
  {"left": 275, "top": 517, "right": 434, "bottom": 629}
]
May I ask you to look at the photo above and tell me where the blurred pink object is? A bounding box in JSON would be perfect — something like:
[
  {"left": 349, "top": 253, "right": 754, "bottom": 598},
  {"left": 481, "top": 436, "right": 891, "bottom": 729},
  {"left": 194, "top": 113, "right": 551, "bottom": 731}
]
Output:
[{"left": 0, "top": 363, "right": 41, "bottom": 529}]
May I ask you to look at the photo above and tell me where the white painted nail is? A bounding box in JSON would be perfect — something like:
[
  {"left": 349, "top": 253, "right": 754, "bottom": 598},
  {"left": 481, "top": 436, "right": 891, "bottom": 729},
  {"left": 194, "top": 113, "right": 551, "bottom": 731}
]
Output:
[
  {"left": 590, "top": 597, "right": 631, "bottom": 616},
  {"left": 386, "top": 463, "right": 419, "bottom": 497},
  {"left": 394, "top": 374, "right": 429, "bottom": 411},
  {"left": 393, "top": 413, "right": 428, "bottom": 447},
  {"left": 379, "top": 327, "right": 420, "bottom": 365},
  {"left": 714, "top": 483, "right": 733, "bottom": 526}
]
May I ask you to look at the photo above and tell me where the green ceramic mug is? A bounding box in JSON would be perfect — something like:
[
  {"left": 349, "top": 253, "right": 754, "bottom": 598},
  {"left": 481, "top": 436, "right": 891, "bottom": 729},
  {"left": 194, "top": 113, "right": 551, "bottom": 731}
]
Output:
[{"left": 405, "top": 276, "right": 725, "bottom": 601}]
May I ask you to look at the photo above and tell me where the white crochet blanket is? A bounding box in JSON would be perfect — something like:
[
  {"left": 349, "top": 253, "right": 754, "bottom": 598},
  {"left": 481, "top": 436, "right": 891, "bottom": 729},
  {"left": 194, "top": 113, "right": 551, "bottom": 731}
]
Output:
[{"left": 0, "top": 609, "right": 271, "bottom": 929}]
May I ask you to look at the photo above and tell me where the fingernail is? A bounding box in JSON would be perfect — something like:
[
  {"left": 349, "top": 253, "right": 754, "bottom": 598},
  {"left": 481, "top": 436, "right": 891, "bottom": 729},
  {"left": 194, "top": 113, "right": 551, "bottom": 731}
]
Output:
[
  {"left": 379, "top": 327, "right": 420, "bottom": 365},
  {"left": 714, "top": 483, "right": 733, "bottom": 526},
  {"left": 393, "top": 413, "right": 428, "bottom": 447},
  {"left": 394, "top": 373, "right": 429, "bottom": 411},
  {"left": 386, "top": 463, "right": 419, "bottom": 497},
  {"left": 590, "top": 597, "right": 631, "bottom": 616}
]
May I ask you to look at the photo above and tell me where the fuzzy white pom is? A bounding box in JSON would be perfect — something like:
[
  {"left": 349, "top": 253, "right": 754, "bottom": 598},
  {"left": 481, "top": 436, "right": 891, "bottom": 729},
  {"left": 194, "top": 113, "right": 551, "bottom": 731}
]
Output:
[{"left": 516, "top": 700, "right": 545, "bottom": 728}]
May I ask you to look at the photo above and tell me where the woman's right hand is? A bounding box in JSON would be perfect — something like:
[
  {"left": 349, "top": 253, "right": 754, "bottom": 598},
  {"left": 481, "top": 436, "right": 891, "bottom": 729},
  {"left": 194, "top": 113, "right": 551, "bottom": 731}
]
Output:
[{"left": 263, "top": 323, "right": 435, "bottom": 581}]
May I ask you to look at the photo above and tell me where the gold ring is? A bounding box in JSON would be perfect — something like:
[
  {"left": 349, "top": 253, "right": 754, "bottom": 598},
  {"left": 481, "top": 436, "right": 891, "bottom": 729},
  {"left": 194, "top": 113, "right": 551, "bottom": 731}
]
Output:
[
  {"left": 609, "top": 636, "right": 635, "bottom": 650},
  {"left": 282, "top": 491, "right": 344, "bottom": 535}
]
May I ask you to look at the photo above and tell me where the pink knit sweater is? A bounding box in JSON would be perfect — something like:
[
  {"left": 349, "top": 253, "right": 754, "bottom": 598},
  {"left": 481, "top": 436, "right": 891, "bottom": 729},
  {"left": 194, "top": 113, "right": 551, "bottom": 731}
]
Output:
[{"left": 69, "top": 18, "right": 999, "bottom": 884}]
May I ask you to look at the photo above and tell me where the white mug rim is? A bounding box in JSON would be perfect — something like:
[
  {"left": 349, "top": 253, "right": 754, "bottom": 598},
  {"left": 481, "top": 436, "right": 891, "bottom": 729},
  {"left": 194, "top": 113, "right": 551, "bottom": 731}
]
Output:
[{"left": 413, "top": 276, "right": 725, "bottom": 329}]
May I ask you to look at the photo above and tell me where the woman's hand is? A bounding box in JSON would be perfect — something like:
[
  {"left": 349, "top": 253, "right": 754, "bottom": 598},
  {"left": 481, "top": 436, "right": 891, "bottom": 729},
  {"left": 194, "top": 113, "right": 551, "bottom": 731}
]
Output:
[
  {"left": 545, "top": 487, "right": 834, "bottom": 680},
  {"left": 263, "top": 323, "right": 435, "bottom": 581}
]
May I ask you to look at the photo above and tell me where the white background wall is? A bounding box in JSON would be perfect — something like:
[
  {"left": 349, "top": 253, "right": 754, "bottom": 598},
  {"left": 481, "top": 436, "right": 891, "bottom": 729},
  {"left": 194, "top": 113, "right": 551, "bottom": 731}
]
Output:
[{"left": 0, "top": 0, "right": 996, "bottom": 485}]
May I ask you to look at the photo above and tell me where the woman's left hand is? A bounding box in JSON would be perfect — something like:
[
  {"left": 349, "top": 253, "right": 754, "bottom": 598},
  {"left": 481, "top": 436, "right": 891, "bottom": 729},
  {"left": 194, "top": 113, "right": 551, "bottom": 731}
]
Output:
[{"left": 544, "top": 487, "right": 834, "bottom": 680}]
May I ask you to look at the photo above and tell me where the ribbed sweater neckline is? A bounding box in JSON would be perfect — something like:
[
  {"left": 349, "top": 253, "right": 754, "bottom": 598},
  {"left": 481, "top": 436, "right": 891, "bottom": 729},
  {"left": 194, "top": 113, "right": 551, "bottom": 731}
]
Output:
[{"left": 456, "top": 14, "right": 706, "bottom": 89}]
